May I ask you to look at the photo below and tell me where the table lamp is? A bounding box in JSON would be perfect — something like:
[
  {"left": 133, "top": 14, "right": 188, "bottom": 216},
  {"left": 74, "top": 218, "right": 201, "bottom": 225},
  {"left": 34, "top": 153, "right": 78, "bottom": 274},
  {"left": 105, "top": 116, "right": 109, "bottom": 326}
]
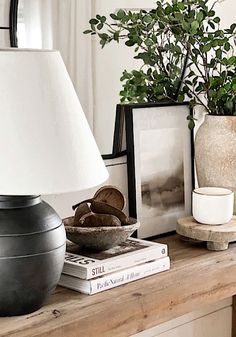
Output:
[{"left": 0, "top": 49, "right": 108, "bottom": 316}]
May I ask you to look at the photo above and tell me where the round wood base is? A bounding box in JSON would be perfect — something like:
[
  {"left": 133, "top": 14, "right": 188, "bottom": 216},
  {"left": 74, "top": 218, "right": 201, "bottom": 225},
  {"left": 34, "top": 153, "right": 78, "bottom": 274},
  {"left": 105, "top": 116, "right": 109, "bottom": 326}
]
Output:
[{"left": 177, "top": 216, "right": 236, "bottom": 251}]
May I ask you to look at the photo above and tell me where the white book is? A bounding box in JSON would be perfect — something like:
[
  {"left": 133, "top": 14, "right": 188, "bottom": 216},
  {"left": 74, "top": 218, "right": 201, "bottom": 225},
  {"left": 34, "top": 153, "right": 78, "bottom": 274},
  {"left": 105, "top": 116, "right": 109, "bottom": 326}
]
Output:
[
  {"left": 59, "top": 256, "right": 170, "bottom": 295},
  {"left": 64, "top": 237, "right": 168, "bottom": 279}
]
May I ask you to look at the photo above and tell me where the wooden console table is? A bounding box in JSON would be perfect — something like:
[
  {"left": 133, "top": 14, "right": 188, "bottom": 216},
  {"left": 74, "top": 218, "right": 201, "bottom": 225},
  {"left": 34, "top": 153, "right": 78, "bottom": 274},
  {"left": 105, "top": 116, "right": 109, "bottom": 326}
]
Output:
[{"left": 1, "top": 235, "right": 236, "bottom": 337}]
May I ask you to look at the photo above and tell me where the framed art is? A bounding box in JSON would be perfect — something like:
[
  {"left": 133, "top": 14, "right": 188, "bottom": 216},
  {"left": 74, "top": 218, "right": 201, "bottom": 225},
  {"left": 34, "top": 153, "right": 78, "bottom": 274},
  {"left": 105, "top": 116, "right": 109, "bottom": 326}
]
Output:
[{"left": 125, "top": 102, "right": 194, "bottom": 238}]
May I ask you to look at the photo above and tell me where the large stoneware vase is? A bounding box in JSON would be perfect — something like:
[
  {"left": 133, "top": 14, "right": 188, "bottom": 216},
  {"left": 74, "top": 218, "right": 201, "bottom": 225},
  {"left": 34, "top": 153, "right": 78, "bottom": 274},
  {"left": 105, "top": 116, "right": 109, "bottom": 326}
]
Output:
[{"left": 195, "top": 115, "right": 236, "bottom": 212}]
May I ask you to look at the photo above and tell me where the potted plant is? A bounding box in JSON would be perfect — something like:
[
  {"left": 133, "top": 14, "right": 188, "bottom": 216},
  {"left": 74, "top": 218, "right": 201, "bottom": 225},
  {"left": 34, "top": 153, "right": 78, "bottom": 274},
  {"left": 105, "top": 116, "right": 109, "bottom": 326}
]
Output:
[{"left": 85, "top": 0, "right": 236, "bottom": 208}]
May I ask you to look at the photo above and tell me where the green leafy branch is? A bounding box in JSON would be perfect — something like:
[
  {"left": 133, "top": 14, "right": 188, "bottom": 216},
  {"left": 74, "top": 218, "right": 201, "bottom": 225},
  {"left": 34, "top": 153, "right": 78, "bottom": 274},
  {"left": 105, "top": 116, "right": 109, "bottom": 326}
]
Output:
[{"left": 84, "top": 0, "right": 236, "bottom": 119}]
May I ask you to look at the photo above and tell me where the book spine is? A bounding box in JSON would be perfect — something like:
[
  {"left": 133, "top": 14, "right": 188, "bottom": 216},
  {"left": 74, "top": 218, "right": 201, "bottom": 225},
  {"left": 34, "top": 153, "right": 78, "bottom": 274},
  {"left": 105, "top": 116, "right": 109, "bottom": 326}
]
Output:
[
  {"left": 60, "top": 257, "right": 171, "bottom": 294},
  {"left": 88, "top": 256, "right": 170, "bottom": 294},
  {"left": 84, "top": 245, "right": 167, "bottom": 279},
  {"left": 59, "top": 257, "right": 170, "bottom": 294}
]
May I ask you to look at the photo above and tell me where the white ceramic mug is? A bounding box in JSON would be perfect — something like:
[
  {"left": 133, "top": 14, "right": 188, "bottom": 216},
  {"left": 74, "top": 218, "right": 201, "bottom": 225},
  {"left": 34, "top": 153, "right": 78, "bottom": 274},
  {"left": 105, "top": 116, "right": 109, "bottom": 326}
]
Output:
[{"left": 192, "top": 187, "right": 234, "bottom": 225}]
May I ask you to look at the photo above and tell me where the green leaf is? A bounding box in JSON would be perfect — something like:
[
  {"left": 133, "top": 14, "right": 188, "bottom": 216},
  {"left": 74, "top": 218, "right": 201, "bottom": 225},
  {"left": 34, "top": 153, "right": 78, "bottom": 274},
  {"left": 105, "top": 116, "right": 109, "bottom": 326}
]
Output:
[
  {"left": 83, "top": 30, "right": 93, "bottom": 34},
  {"left": 208, "top": 10, "right": 215, "bottom": 17},
  {"left": 113, "top": 31, "right": 119, "bottom": 41},
  {"left": 188, "top": 119, "right": 195, "bottom": 130},
  {"left": 215, "top": 49, "right": 222, "bottom": 59},
  {"left": 225, "top": 100, "right": 234, "bottom": 111},
  {"left": 192, "top": 48, "right": 199, "bottom": 56},
  {"left": 211, "top": 39, "right": 219, "bottom": 48},
  {"left": 164, "top": 5, "right": 172, "bottom": 15},
  {"left": 100, "top": 39, "right": 106, "bottom": 48},
  {"left": 89, "top": 18, "right": 99, "bottom": 25},
  {"left": 152, "top": 34, "right": 157, "bottom": 43},
  {"left": 202, "top": 43, "right": 212, "bottom": 52},
  {"left": 209, "top": 21, "right": 215, "bottom": 30},
  {"left": 97, "top": 23, "right": 103, "bottom": 30},
  {"left": 189, "top": 10, "right": 196, "bottom": 19},
  {"left": 191, "top": 21, "right": 200, "bottom": 32},
  {"left": 230, "top": 23, "right": 236, "bottom": 32},
  {"left": 125, "top": 40, "right": 135, "bottom": 47},
  {"left": 217, "top": 87, "right": 226, "bottom": 99},
  {"left": 197, "top": 11, "right": 204, "bottom": 23},
  {"left": 177, "top": 93, "right": 185, "bottom": 102},
  {"left": 224, "top": 42, "right": 231, "bottom": 51},
  {"left": 185, "top": 80, "right": 192, "bottom": 85},
  {"left": 173, "top": 45, "right": 181, "bottom": 54},
  {"left": 217, "top": 39, "right": 225, "bottom": 46},
  {"left": 175, "top": 13, "right": 183, "bottom": 21},
  {"left": 143, "top": 15, "right": 152, "bottom": 23},
  {"left": 117, "top": 9, "right": 125, "bottom": 20},
  {"left": 228, "top": 56, "right": 236, "bottom": 65},
  {"left": 177, "top": 2, "right": 185, "bottom": 10},
  {"left": 144, "top": 39, "right": 153, "bottom": 47},
  {"left": 215, "top": 30, "right": 223, "bottom": 37},
  {"left": 213, "top": 17, "right": 220, "bottom": 24},
  {"left": 188, "top": 70, "right": 195, "bottom": 77},
  {"left": 195, "top": 83, "right": 204, "bottom": 92},
  {"left": 110, "top": 13, "right": 118, "bottom": 20},
  {"left": 182, "top": 85, "right": 190, "bottom": 93},
  {"left": 182, "top": 20, "right": 190, "bottom": 31},
  {"left": 98, "top": 33, "right": 108, "bottom": 40},
  {"left": 224, "top": 83, "right": 231, "bottom": 92}
]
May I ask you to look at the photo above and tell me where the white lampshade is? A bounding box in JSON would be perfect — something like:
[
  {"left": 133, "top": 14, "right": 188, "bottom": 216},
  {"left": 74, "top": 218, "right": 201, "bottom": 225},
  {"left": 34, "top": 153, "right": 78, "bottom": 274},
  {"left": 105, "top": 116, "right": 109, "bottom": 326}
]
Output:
[{"left": 0, "top": 49, "right": 108, "bottom": 195}]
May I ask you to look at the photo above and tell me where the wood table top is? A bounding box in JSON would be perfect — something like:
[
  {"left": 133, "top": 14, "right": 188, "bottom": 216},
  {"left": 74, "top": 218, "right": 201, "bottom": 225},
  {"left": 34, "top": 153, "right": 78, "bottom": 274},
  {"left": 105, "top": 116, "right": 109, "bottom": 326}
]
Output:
[{"left": 1, "top": 234, "right": 236, "bottom": 337}]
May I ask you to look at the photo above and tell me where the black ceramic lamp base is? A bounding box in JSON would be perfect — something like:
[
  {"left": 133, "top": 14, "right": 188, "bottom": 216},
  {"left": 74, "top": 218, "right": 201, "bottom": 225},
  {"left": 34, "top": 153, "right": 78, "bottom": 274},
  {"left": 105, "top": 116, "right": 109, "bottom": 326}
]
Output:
[{"left": 0, "top": 195, "right": 66, "bottom": 316}]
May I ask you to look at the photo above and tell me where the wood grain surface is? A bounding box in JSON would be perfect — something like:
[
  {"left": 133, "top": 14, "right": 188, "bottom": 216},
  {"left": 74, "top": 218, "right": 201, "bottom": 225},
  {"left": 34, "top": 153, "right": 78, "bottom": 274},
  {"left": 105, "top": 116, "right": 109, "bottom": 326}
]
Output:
[{"left": 1, "top": 235, "right": 236, "bottom": 337}]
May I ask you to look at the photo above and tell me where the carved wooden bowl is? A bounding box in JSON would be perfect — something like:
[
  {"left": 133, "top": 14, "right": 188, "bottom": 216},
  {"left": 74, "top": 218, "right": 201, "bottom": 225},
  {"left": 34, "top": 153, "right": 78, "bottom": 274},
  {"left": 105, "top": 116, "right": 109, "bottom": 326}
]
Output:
[{"left": 63, "top": 216, "right": 140, "bottom": 251}]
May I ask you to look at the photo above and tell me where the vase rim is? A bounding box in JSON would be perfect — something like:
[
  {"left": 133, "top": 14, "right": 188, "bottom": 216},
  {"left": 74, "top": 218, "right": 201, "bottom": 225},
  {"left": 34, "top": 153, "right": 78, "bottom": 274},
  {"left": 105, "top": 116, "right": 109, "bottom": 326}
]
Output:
[
  {"left": 0, "top": 195, "right": 41, "bottom": 209},
  {"left": 193, "top": 187, "right": 233, "bottom": 196}
]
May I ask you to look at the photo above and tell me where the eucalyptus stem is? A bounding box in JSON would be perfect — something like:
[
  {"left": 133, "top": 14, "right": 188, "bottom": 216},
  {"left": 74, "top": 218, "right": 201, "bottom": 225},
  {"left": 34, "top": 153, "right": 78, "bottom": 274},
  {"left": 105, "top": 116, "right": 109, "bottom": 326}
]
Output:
[{"left": 182, "top": 80, "right": 210, "bottom": 112}]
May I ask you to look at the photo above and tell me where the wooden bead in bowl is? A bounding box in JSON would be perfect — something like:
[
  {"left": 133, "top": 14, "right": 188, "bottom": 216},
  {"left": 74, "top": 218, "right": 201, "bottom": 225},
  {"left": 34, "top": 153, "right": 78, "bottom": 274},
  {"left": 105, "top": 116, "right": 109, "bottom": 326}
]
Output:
[
  {"left": 78, "top": 213, "right": 121, "bottom": 228},
  {"left": 93, "top": 185, "right": 126, "bottom": 210}
]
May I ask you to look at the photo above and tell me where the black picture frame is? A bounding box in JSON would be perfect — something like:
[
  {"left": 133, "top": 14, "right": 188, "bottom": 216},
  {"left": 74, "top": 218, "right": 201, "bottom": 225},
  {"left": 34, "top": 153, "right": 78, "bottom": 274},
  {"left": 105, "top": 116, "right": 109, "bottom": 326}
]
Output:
[
  {"left": 112, "top": 104, "right": 126, "bottom": 156},
  {"left": 9, "top": 0, "right": 18, "bottom": 47},
  {"left": 124, "top": 102, "right": 194, "bottom": 239},
  {"left": 102, "top": 104, "right": 127, "bottom": 160}
]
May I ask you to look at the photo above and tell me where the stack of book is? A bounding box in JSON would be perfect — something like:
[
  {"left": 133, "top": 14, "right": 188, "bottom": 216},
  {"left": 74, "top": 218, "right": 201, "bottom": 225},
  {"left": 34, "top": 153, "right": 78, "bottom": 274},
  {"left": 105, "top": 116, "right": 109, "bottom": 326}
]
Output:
[{"left": 59, "top": 238, "right": 170, "bottom": 295}]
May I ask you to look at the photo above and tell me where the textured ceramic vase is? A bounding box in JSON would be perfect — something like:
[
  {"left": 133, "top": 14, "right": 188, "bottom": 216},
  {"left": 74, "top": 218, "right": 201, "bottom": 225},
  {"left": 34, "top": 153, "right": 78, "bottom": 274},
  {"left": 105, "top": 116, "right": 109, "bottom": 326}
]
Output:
[{"left": 195, "top": 115, "right": 236, "bottom": 212}]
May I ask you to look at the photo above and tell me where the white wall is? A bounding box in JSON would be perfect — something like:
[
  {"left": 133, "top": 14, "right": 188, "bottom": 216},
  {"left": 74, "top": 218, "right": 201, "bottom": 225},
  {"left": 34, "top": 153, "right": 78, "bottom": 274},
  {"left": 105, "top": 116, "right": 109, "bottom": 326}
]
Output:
[
  {"left": 0, "top": 0, "right": 9, "bottom": 26},
  {"left": 0, "top": 0, "right": 10, "bottom": 47},
  {"left": 214, "top": 0, "right": 236, "bottom": 27},
  {"left": 92, "top": 0, "right": 155, "bottom": 154}
]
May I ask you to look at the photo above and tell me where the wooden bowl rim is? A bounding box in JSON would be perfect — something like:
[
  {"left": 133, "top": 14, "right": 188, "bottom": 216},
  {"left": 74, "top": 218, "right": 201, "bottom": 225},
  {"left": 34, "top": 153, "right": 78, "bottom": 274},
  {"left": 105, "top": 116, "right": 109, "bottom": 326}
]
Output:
[{"left": 63, "top": 216, "right": 140, "bottom": 233}]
